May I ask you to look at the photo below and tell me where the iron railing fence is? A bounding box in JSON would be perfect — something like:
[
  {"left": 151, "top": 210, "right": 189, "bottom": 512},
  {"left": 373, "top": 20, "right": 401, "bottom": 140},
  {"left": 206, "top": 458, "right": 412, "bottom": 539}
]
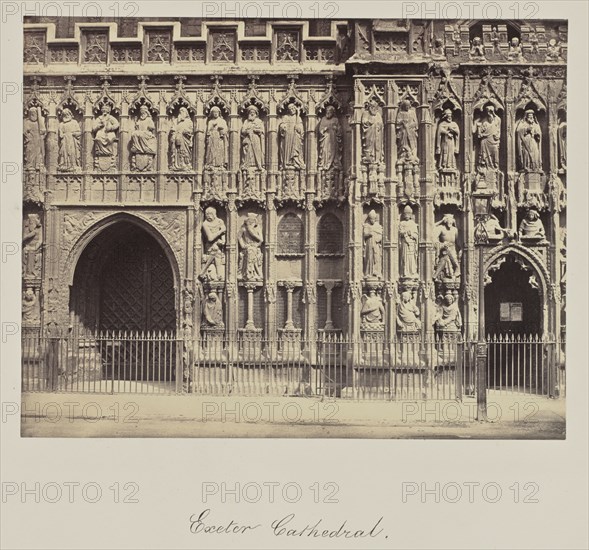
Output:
[{"left": 21, "top": 329, "right": 565, "bottom": 400}]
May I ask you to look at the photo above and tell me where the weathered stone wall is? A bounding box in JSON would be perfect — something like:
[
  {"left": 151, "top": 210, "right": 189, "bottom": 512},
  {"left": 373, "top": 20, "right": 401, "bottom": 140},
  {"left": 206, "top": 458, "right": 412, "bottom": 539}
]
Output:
[{"left": 22, "top": 18, "right": 567, "bottom": 343}]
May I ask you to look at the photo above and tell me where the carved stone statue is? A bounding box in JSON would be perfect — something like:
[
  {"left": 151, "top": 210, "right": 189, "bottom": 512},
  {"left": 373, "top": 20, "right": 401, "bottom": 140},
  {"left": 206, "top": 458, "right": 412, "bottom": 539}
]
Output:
[
  {"left": 22, "top": 213, "right": 42, "bottom": 277},
  {"left": 558, "top": 116, "right": 567, "bottom": 171},
  {"left": 205, "top": 106, "right": 228, "bottom": 168},
  {"left": 129, "top": 105, "right": 157, "bottom": 171},
  {"left": 485, "top": 214, "right": 513, "bottom": 241},
  {"left": 436, "top": 109, "right": 460, "bottom": 170},
  {"left": 469, "top": 36, "right": 485, "bottom": 59},
  {"left": 361, "top": 99, "right": 384, "bottom": 164},
  {"left": 546, "top": 38, "right": 562, "bottom": 61},
  {"left": 318, "top": 105, "right": 343, "bottom": 170},
  {"left": 399, "top": 205, "right": 419, "bottom": 279},
  {"left": 396, "top": 99, "right": 419, "bottom": 163},
  {"left": 519, "top": 208, "right": 546, "bottom": 240},
  {"left": 435, "top": 293, "right": 462, "bottom": 332},
  {"left": 279, "top": 103, "right": 305, "bottom": 169},
  {"left": 201, "top": 207, "right": 226, "bottom": 281},
  {"left": 507, "top": 37, "right": 524, "bottom": 62},
  {"left": 363, "top": 210, "right": 383, "bottom": 279},
  {"left": 238, "top": 213, "right": 263, "bottom": 281},
  {"left": 516, "top": 109, "right": 542, "bottom": 173},
  {"left": 434, "top": 214, "right": 461, "bottom": 282},
  {"left": 473, "top": 103, "right": 501, "bottom": 171},
  {"left": 92, "top": 103, "right": 119, "bottom": 160},
  {"left": 22, "top": 287, "right": 40, "bottom": 325},
  {"left": 361, "top": 289, "right": 385, "bottom": 327},
  {"left": 57, "top": 108, "right": 81, "bottom": 172},
  {"left": 397, "top": 290, "right": 421, "bottom": 332},
  {"left": 240, "top": 105, "right": 265, "bottom": 170},
  {"left": 170, "top": 107, "right": 194, "bottom": 171},
  {"left": 23, "top": 107, "right": 46, "bottom": 170},
  {"left": 203, "top": 291, "right": 224, "bottom": 328}
]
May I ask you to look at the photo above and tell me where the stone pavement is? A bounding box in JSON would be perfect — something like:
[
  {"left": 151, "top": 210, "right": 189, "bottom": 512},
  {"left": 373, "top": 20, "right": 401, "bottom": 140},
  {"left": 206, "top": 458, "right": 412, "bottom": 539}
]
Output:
[{"left": 18, "top": 391, "right": 565, "bottom": 439}]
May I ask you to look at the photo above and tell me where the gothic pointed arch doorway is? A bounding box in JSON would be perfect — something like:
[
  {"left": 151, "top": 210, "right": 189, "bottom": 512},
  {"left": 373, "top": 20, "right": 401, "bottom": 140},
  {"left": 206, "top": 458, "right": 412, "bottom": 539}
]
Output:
[
  {"left": 68, "top": 219, "right": 178, "bottom": 388},
  {"left": 70, "top": 220, "right": 177, "bottom": 332},
  {"left": 484, "top": 252, "right": 547, "bottom": 393}
]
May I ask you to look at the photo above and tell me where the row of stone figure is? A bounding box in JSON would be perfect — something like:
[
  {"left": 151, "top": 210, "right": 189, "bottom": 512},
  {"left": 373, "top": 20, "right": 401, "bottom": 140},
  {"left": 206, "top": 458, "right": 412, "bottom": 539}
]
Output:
[
  {"left": 195, "top": 285, "right": 462, "bottom": 335},
  {"left": 23, "top": 102, "right": 343, "bottom": 174},
  {"left": 196, "top": 203, "right": 546, "bottom": 288},
  {"left": 24, "top": 99, "right": 567, "bottom": 179}
]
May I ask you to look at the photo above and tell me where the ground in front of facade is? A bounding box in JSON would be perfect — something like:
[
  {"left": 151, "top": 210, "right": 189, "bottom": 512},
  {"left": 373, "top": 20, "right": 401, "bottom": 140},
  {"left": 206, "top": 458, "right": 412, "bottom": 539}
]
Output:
[{"left": 19, "top": 391, "right": 565, "bottom": 439}]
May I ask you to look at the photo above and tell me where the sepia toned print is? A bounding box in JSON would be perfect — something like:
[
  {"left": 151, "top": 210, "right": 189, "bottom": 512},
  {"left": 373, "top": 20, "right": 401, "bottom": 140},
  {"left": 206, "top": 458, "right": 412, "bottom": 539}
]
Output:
[{"left": 21, "top": 17, "right": 567, "bottom": 434}]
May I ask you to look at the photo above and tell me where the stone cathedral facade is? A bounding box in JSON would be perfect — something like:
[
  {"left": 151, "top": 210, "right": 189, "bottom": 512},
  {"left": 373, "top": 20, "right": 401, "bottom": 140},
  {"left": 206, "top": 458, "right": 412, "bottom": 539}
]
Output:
[{"left": 22, "top": 18, "right": 567, "bottom": 380}]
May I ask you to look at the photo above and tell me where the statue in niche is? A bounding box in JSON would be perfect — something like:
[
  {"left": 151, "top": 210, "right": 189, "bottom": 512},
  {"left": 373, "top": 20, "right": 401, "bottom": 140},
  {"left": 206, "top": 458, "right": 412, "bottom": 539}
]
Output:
[
  {"left": 361, "top": 289, "right": 385, "bottom": 327},
  {"left": 22, "top": 213, "right": 43, "bottom": 278},
  {"left": 205, "top": 106, "right": 228, "bottom": 168},
  {"left": 240, "top": 105, "right": 265, "bottom": 170},
  {"left": 279, "top": 103, "right": 305, "bottom": 169},
  {"left": 203, "top": 291, "right": 224, "bottom": 328},
  {"left": 238, "top": 213, "right": 263, "bottom": 281},
  {"left": 490, "top": 27, "right": 502, "bottom": 54},
  {"left": 170, "top": 107, "right": 194, "bottom": 171},
  {"left": 397, "top": 291, "right": 421, "bottom": 332},
  {"left": 558, "top": 115, "right": 567, "bottom": 171},
  {"left": 435, "top": 109, "right": 460, "bottom": 170},
  {"left": 399, "top": 205, "right": 419, "bottom": 279},
  {"left": 473, "top": 103, "right": 501, "bottom": 171},
  {"left": 519, "top": 208, "right": 546, "bottom": 240},
  {"left": 200, "top": 206, "right": 226, "bottom": 281},
  {"left": 507, "top": 37, "right": 524, "bottom": 62},
  {"left": 57, "top": 108, "right": 82, "bottom": 173},
  {"left": 434, "top": 214, "right": 461, "bottom": 282},
  {"left": 485, "top": 214, "right": 513, "bottom": 241},
  {"left": 22, "top": 287, "right": 40, "bottom": 325},
  {"left": 129, "top": 105, "right": 157, "bottom": 171},
  {"left": 361, "top": 98, "right": 384, "bottom": 164},
  {"left": 516, "top": 109, "right": 542, "bottom": 173},
  {"left": 396, "top": 99, "right": 419, "bottom": 163},
  {"left": 362, "top": 210, "right": 383, "bottom": 279},
  {"left": 435, "top": 293, "right": 462, "bottom": 332},
  {"left": 318, "top": 105, "right": 343, "bottom": 171},
  {"left": 92, "top": 103, "right": 119, "bottom": 161},
  {"left": 546, "top": 38, "right": 562, "bottom": 61},
  {"left": 23, "top": 106, "right": 46, "bottom": 171},
  {"left": 469, "top": 36, "right": 485, "bottom": 59}
]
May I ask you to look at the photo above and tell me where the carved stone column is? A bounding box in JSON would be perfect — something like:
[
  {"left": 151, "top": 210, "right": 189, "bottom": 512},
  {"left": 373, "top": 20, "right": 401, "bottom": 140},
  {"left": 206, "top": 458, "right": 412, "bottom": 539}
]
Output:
[
  {"left": 226, "top": 197, "right": 238, "bottom": 338},
  {"left": 462, "top": 72, "right": 477, "bottom": 340},
  {"left": 82, "top": 97, "right": 94, "bottom": 200},
  {"left": 418, "top": 99, "right": 436, "bottom": 339},
  {"left": 505, "top": 71, "right": 517, "bottom": 229},
  {"left": 267, "top": 92, "right": 278, "bottom": 192},
  {"left": 306, "top": 95, "right": 317, "bottom": 193},
  {"left": 228, "top": 92, "right": 239, "bottom": 191},
  {"left": 195, "top": 96, "right": 206, "bottom": 193},
  {"left": 264, "top": 195, "right": 277, "bottom": 337},
  {"left": 304, "top": 195, "right": 317, "bottom": 345},
  {"left": 156, "top": 97, "right": 167, "bottom": 201}
]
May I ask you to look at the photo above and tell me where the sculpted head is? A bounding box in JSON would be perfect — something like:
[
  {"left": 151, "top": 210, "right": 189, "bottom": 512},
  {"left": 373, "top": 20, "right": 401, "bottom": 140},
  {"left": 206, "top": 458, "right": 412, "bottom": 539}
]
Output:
[
  {"left": 524, "top": 109, "right": 535, "bottom": 123},
  {"left": 526, "top": 208, "right": 539, "bottom": 221},
  {"left": 444, "top": 293, "right": 455, "bottom": 305},
  {"left": 139, "top": 105, "right": 149, "bottom": 119},
  {"left": 484, "top": 103, "right": 496, "bottom": 117},
  {"left": 100, "top": 103, "right": 112, "bottom": 115},
  {"left": 400, "top": 290, "right": 412, "bottom": 303},
  {"left": 442, "top": 213, "right": 455, "bottom": 227},
  {"left": 61, "top": 108, "right": 73, "bottom": 122},
  {"left": 28, "top": 108, "right": 38, "bottom": 122},
  {"left": 367, "top": 209, "right": 377, "bottom": 224},
  {"left": 178, "top": 106, "right": 189, "bottom": 121},
  {"left": 287, "top": 103, "right": 297, "bottom": 116},
  {"left": 210, "top": 106, "right": 221, "bottom": 119},
  {"left": 246, "top": 105, "right": 259, "bottom": 121},
  {"left": 511, "top": 37, "right": 520, "bottom": 48},
  {"left": 402, "top": 205, "right": 414, "bottom": 220},
  {"left": 325, "top": 105, "right": 336, "bottom": 119},
  {"left": 443, "top": 108, "right": 453, "bottom": 122},
  {"left": 367, "top": 99, "right": 379, "bottom": 115},
  {"left": 205, "top": 206, "right": 217, "bottom": 222}
]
